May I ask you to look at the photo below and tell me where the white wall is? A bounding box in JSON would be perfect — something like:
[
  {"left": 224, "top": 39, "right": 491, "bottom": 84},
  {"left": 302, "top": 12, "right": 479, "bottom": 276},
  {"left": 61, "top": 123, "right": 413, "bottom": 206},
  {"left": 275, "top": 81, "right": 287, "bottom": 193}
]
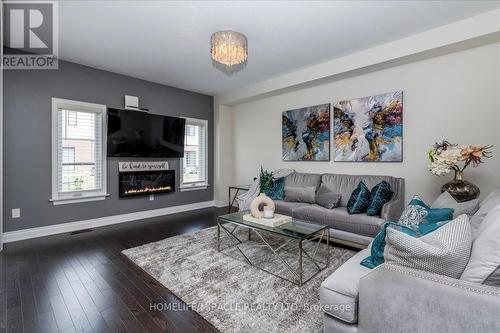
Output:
[
  {"left": 0, "top": 3, "right": 3, "bottom": 251},
  {"left": 231, "top": 43, "right": 500, "bottom": 203},
  {"left": 1, "top": 3, "right": 3, "bottom": 251},
  {"left": 213, "top": 101, "right": 235, "bottom": 206}
]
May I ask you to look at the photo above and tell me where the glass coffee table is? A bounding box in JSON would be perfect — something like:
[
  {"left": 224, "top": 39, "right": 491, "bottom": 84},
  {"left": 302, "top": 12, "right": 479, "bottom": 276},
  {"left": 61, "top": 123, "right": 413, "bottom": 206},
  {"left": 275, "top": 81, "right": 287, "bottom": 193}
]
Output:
[{"left": 217, "top": 212, "right": 330, "bottom": 286}]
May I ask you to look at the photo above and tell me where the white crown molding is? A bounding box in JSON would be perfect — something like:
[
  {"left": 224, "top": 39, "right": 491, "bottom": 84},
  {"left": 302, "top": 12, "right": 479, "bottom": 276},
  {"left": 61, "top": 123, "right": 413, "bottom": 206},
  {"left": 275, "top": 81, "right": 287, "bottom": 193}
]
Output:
[
  {"left": 217, "top": 8, "right": 500, "bottom": 105},
  {"left": 2, "top": 200, "right": 215, "bottom": 243}
]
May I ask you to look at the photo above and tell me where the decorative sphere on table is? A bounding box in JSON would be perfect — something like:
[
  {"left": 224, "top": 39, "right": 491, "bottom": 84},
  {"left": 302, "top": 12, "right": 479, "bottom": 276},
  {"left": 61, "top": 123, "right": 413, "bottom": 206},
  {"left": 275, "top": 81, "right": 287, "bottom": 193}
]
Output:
[{"left": 250, "top": 193, "right": 275, "bottom": 219}]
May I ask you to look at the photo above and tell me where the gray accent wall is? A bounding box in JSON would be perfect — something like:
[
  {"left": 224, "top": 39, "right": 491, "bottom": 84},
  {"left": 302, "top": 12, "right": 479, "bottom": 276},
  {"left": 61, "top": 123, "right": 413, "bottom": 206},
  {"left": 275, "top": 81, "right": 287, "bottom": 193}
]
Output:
[{"left": 3, "top": 60, "right": 214, "bottom": 232}]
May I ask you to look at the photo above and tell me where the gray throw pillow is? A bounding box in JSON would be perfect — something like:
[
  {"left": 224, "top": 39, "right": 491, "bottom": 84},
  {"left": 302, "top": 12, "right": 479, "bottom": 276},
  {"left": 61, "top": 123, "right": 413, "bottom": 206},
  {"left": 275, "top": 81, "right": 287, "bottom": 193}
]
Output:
[
  {"left": 431, "top": 191, "right": 479, "bottom": 218},
  {"left": 385, "top": 214, "right": 472, "bottom": 279},
  {"left": 284, "top": 186, "right": 316, "bottom": 204},
  {"left": 315, "top": 184, "right": 341, "bottom": 209},
  {"left": 469, "top": 187, "right": 500, "bottom": 238},
  {"left": 461, "top": 207, "right": 500, "bottom": 284}
]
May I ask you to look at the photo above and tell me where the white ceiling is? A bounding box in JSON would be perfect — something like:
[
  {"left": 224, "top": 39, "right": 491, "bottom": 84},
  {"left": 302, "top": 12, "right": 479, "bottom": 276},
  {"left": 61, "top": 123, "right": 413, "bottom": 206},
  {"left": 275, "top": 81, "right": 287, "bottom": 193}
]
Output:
[{"left": 58, "top": 1, "right": 500, "bottom": 95}]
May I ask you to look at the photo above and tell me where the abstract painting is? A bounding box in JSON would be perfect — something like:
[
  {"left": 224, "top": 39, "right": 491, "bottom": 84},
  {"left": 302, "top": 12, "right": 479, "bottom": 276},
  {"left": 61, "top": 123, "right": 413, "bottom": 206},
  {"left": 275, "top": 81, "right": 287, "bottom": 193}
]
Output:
[
  {"left": 282, "top": 104, "right": 330, "bottom": 161},
  {"left": 333, "top": 91, "right": 403, "bottom": 162}
]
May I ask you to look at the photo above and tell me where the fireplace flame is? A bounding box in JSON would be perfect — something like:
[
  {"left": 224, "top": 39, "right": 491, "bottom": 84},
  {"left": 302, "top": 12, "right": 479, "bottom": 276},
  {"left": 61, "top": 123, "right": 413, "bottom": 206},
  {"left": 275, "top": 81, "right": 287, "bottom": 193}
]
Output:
[{"left": 123, "top": 185, "right": 172, "bottom": 195}]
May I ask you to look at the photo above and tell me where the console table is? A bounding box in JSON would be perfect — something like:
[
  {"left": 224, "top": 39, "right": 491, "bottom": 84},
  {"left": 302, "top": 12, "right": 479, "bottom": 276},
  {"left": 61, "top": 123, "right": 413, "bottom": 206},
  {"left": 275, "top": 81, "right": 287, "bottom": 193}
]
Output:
[{"left": 228, "top": 185, "right": 251, "bottom": 212}]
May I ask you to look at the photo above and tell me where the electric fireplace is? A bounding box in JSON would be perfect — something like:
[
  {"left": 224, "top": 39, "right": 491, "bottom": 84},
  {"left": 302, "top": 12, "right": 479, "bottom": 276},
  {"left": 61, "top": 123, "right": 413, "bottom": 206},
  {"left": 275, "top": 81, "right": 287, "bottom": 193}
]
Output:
[{"left": 119, "top": 170, "right": 175, "bottom": 198}]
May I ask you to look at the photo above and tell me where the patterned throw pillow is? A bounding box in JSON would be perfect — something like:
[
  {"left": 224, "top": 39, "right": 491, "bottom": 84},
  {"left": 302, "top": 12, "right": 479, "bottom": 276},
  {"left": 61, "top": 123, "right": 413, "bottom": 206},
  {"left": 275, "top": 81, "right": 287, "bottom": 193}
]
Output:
[
  {"left": 398, "top": 195, "right": 430, "bottom": 229},
  {"left": 385, "top": 215, "right": 472, "bottom": 278},
  {"left": 346, "top": 181, "right": 371, "bottom": 214},
  {"left": 366, "top": 181, "right": 394, "bottom": 216},
  {"left": 264, "top": 177, "right": 285, "bottom": 200},
  {"left": 361, "top": 222, "right": 416, "bottom": 268},
  {"left": 399, "top": 195, "right": 454, "bottom": 231}
]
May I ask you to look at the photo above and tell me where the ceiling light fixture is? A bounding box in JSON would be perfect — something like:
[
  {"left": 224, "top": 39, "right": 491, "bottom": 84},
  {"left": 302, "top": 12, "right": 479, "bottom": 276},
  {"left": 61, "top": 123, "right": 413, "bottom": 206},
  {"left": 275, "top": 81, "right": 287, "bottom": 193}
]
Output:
[{"left": 210, "top": 30, "right": 248, "bottom": 74}]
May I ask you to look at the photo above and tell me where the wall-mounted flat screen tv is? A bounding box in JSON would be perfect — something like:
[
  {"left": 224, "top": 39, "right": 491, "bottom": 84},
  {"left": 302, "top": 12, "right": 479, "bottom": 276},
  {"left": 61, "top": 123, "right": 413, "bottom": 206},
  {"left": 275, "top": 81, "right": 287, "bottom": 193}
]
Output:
[{"left": 107, "top": 108, "right": 186, "bottom": 158}]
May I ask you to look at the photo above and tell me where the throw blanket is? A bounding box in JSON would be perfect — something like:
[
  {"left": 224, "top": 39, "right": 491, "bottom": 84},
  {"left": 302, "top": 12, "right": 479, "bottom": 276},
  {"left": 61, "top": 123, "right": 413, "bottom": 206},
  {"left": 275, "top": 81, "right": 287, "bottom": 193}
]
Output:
[{"left": 235, "top": 169, "right": 295, "bottom": 211}]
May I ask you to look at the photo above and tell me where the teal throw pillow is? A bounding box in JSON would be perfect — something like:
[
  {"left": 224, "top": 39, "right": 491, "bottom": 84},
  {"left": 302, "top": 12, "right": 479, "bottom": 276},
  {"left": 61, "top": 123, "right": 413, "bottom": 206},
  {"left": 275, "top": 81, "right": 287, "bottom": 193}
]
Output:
[
  {"left": 398, "top": 195, "right": 454, "bottom": 230},
  {"left": 264, "top": 177, "right": 285, "bottom": 200},
  {"left": 361, "top": 222, "right": 416, "bottom": 268},
  {"left": 347, "top": 181, "right": 371, "bottom": 214},
  {"left": 366, "top": 181, "right": 394, "bottom": 216},
  {"left": 426, "top": 207, "right": 455, "bottom": 223}
]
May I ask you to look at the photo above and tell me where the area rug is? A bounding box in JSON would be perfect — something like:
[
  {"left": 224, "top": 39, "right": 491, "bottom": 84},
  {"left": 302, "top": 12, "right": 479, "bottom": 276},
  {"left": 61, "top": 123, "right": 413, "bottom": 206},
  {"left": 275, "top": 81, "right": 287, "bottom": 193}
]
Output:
[{"left": 122, "top": 226, "right": 356, "bottom": 333}]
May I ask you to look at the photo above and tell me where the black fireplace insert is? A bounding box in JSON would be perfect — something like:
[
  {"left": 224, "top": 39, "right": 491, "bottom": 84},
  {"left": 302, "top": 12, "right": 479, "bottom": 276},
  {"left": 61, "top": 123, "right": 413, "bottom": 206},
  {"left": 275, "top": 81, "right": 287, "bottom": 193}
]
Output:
[{"left": 119, "top": 170, "right": 175, "bottom": 198}]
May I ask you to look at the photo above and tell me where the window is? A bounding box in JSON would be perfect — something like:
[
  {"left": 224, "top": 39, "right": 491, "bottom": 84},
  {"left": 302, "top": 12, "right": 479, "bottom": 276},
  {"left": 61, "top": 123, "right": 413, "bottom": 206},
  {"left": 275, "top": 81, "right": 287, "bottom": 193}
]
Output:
[
  {"left": 186, "top": 125, "right": 196, "bottom": 137},
  {"left": 184, "top": 151, "right": 197, "bottom": 167},
  {"left": 62, "top": 147, "right": 75, "bottom": 171},
  {"left": 67, "top": 111, "right": 78, "bottom": 126},
  {"left": 181, "top": 118, "right": 208, "bottom": 190},
  {"left": 51, "top": 98, "right": 107, "bottom": 204}
]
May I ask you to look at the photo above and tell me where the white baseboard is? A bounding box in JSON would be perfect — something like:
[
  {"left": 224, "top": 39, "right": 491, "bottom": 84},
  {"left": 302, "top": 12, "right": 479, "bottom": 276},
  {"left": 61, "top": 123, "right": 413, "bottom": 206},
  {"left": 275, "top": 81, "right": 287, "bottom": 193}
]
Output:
[{"left": 2, "top": 200, "right": 215, "bottom": 243}]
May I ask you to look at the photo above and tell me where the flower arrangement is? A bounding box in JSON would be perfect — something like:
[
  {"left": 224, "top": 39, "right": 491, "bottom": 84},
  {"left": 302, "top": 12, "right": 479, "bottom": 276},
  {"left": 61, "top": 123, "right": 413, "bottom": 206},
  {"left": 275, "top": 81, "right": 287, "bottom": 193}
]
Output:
[{"left": 428, "top": 139, "right": 493, "bottom": 176}]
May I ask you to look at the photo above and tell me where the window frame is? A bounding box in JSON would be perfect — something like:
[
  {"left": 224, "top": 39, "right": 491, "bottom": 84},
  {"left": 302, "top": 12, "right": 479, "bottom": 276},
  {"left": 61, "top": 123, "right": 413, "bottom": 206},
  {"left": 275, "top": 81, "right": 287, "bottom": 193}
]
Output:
[
  {"left": 51, "top": 98, "right": 108, "bottom": 205},
  {"left": 180, "top": 117, "right": 209, "bottom": 191}
]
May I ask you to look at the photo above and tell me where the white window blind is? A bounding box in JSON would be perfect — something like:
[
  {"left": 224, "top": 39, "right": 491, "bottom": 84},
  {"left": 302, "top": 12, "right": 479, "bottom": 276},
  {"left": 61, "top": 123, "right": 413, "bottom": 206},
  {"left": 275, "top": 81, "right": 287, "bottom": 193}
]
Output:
[
  {"left": 185, "top": 151, "right": 197, "bottom": 167},
  {"left": 62, "top": 147, "right": 75, "bottom": 171},
  {"left": 181, "top": 118, "right": 208, "bottom": 189},
  {"left": 51, "top": 98, "right": 107, "bottom": 204},
  {"left": 67, "top": 111, "right": 78, "bottom": 126},
  {"left": 186, "top": 125, "right": 196, "bottom": 137}
]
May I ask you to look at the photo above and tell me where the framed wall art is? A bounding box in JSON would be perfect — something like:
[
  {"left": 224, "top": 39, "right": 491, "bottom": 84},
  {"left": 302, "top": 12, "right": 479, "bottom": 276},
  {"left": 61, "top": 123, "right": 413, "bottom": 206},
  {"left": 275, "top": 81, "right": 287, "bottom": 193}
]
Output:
[
  {"left": 282, "top": 103, "right": 330, "bottom": 161},
  {"left": 333, "top": 91, "right": 403, "bottom": 162}
]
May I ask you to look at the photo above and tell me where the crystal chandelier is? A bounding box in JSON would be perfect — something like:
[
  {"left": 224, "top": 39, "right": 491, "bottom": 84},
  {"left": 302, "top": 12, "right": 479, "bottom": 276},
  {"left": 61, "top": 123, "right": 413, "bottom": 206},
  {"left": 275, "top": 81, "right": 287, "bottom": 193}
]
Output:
[{"left": 210, "top": 30, "right": 248, "bottom": 74}]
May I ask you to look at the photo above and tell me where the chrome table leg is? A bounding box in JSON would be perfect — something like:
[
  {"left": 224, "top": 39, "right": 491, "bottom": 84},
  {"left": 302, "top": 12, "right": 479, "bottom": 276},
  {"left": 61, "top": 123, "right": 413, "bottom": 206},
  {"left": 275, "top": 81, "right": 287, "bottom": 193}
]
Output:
[
  {"left": 217, "top": 221, "right": 221, "bottom": 252},
  {"left": 326, "top": 228, "right": 330, "bottom": 267},
  {"left": 299, "top": 240, "right": 303, "bottom": 286},
  {"left": 219, "top": 222, "right": 253, "bottom": 265}
]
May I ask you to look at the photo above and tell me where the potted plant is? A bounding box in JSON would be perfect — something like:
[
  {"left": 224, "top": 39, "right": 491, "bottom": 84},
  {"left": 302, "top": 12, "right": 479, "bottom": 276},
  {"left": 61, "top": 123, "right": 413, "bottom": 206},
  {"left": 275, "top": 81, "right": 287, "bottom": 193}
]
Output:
[
  {"left": 428, "top": 139, "right": 493, "bottom": 202},
  {"left": 259, "top": 166, "right": 275, "bottom": 194}
]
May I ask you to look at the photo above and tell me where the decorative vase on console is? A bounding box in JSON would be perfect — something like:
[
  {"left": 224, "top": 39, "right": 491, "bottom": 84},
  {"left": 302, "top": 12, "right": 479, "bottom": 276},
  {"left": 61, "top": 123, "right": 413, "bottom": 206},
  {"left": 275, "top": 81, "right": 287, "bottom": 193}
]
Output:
[{"left": 428, "top": 139, "right": 493, "bottom": 202}]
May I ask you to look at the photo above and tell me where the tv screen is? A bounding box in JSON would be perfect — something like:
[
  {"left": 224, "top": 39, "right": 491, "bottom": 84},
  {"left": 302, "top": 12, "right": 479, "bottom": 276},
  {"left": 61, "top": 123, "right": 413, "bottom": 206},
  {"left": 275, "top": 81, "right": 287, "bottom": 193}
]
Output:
[{"left": 107, "top": 108, "right": 186, "bottom": 158}]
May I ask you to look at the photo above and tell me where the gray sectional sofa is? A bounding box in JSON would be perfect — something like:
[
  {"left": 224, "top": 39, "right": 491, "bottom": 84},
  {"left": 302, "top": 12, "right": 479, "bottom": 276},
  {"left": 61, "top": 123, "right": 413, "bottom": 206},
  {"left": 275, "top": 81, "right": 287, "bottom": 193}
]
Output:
[
  {"left": 273, "top": 172, "right": 405, "bottom": 248},
  {"left": 321, "top": 188, "right": 500, "bottom": 333}
]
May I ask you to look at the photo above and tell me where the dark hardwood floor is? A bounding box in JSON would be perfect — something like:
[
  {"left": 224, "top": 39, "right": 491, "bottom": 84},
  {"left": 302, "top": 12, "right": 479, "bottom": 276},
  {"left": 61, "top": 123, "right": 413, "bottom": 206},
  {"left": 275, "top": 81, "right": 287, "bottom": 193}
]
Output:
[{"left": 0, "top": 206, "right": 230, "bottom": 333}]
